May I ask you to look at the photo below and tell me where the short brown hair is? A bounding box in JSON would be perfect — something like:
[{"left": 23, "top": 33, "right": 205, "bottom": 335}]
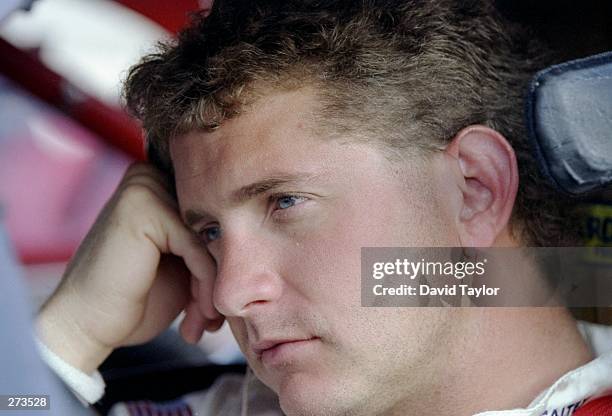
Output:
[{"left": 123, "top": 0, "right": 583, "bottom": 246}]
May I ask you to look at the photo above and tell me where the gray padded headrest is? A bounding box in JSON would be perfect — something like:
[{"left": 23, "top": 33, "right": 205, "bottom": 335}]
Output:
[{"left": 526, "top": 51, "right": 612, "bottom": 195}]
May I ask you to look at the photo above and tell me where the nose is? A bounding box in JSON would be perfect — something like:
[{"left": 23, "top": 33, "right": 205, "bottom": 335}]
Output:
[{"left": 212, "top": 235, "right": 283, "bottom": 317}]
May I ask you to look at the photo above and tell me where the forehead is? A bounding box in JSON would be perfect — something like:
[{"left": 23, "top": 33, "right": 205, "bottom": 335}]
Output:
[
  {"left": 170, "top": 89, "right": 321, "bottom": 180},
  {"left": 170, "top": 90, "right": 341, "bottom": 203},
  {"left": 170, "top": 89, "right": 388, "bottom": 212}
]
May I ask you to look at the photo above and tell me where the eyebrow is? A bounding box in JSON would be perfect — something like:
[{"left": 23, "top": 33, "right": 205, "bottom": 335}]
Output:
[{"left": 183, "top": 172, "right": 318, "bottom": 228}]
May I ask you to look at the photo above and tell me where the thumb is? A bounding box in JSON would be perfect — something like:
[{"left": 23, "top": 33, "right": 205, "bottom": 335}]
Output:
[{"left": 122, "top": 255, "right": 191, "bottom": 346}]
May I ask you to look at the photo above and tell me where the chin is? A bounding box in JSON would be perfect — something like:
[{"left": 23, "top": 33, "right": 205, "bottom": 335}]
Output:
[{"left": 276, "top": 372, "right": 360, "bottom": 416}]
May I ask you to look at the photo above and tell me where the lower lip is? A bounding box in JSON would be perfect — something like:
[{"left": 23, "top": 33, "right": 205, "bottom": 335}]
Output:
[{"left": 260, "top": 338, "right": 319, "bottom": 367}]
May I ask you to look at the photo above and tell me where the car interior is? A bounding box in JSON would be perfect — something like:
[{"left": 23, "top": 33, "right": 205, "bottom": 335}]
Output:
[{"left": 0, "top": 0, "right": 610, "bottom": 414}]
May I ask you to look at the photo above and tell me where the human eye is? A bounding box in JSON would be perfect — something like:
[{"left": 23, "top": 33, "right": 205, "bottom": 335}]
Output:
[
  {"left": 198, "top": 225, "right": 221, "bottom": 244},
  {"left": 273, "top": 194, "right": 309, "bottom": 211}
]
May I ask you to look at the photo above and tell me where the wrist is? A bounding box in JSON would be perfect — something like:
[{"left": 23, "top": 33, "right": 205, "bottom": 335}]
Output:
[{"left": 36, "top": 292, "right": 113, "bottom": 374}]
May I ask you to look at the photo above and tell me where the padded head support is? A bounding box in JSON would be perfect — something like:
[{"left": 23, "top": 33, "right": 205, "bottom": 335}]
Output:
[{"left": 526, "top": 51, "right": 612, "bottom": 195}]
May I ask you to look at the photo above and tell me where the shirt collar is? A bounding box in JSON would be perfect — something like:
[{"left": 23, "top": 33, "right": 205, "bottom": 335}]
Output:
[{"left": 474, "top": 323, "right": 612, "bottom": 416}]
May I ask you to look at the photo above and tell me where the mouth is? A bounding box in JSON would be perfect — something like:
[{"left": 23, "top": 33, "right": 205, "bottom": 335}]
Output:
[{"left": 252, "top": 337, "right": 321, "bottom": 366}]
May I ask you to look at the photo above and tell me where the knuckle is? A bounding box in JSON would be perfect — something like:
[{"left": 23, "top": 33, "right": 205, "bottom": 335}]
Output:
[
  {"left": 112, "top": 182, "right": 177, "bottom": 240},
  {"left": 122, "top": 181, "right": 156, "bottom": 201},
  {"left": 125, "top": 161, "right": 154, "bottom": 176},
  {"left": 123, "top": 162, "right": 170, "bottom": 187},
  {"left": 115, "top": 182, "right": 159, "bottom": 214}
]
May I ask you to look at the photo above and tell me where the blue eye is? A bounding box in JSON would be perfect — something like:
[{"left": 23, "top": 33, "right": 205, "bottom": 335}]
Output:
[
  {"left": 276, "top": 195, "right": 306, "bottom": 210},
  {"left": 201, "top": 226, "right": 221, "bottom": 243}
]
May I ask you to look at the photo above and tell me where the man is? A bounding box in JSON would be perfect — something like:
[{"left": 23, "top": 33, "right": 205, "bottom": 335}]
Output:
[{"left": 35, "top": 0, "right": 612, "bottom": 415}]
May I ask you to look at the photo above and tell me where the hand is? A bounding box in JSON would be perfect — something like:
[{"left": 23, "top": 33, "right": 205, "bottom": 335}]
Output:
[{"left": 36, "top": 162, "right": 222, "bottom": 373}]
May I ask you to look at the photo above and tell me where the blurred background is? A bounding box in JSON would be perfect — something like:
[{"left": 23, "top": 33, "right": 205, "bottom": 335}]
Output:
[
  {"left": 0, "top": 1, "right": 245, "bottom": 409},
  {"left": 0, "top": 0, "right": 611, "bottom": 412},
  {"left": 0, "top": 0, "right": 199, "bottom": 296}
]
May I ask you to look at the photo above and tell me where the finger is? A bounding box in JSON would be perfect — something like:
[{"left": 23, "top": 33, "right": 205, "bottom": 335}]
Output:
[
  {"left": 119, "top": 163, "right": 178, "bottom": 209},
  {"left": 122, "top": 162, "right": 173, "bottom": 191},
  {"left": 190, "top": 275, "right": 199, "bottom": 300},
  {"left": 159, "top": 209, "right": 220, "bottom": 320},
  {"left": 196, "top": 268, "right": 222, "bottom": 320},
  {"left": 123, "top": 255, "right": 191, "bottom": 346},
  {"left": 205, "top": 316, "right": 225, "bottom": 332},
  {"left": 130, "top": 188, "right": 219, "bottom": 322},
  {"left": 180, "top": 301, "right": 206, "bottom": 344},
  {"left": 120, "top": 176, "right": 178, "bottom": 211}
]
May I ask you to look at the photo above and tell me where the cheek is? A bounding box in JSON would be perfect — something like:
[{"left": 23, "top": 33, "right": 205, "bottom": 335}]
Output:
[
  {"left": 278, "top": 197, "right": 395, "bottom": 304},
  {"left": 275, "top": 184, "right": 452, "bottom": 320},
  {"left": 226, "top": 318, "right": 248, "bottom": 351},
  {"left": 351, "top": 179, "right": 456, "bottom": 247}
]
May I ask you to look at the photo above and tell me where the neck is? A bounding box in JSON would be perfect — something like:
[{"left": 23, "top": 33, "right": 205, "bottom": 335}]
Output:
[{"left": 392, "top": 308, "right": 593, "bottom": 416}]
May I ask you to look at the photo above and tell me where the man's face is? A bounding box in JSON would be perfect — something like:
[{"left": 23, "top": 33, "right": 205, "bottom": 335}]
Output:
[{"left": 172, "top": 89, "right": 462, "bottom": 415}]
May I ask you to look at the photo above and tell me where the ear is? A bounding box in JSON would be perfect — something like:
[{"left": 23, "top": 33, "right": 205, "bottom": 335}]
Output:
[{"left": 443, "top": 125, "right": 519, "bottom": 247}]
